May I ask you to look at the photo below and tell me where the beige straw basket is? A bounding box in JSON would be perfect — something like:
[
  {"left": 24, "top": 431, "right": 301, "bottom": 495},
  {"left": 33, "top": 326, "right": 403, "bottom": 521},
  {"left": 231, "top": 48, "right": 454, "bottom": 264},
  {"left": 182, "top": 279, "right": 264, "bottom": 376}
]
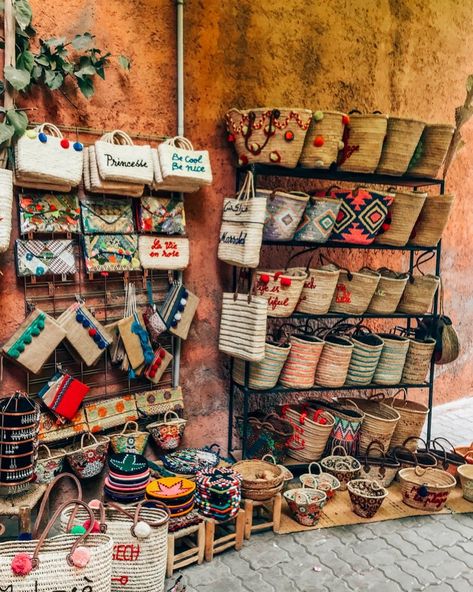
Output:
[
  {"left": 373, "top": 333, "right": 410, "bottom": 385},
  {"left": 401, "top": 338, "right": 436, "bottom": 384},
  {"left": 409, "top": 193, "right": 455, "bottom": 247},
  {"left": 255, "top": 268, "right": 308, "bottom": 317},
  {"left": 279, "top": 334, "right": 325, "bottom": 388},
  {"left": 330, "top": 269, "right": 381, "bottom": 315},
  {"left": 261, "top": 189, "right": 309, "bottom": 240},
  {"left": 375, "top": 190, "right": 427, "bottom": 247},
  {"left": 398, "top": 466, "right": 456, "bottom": 511},
  {"left": 299, "top": 110, "right": 346, "bottom": 169},
  {"left": 232, "top": 459, "right": 284, "bottom": 490},
  {"left": 407, "top": 124, "right": 455, "bottom": 178},
  {"left": 384, "top": 389, "right": 429, "bottom": 451},
  {"left": 397, "top": 274, "right": 440, "bottom": 314},
  {"left": 337, "top": 113, "right": 388, "bottom": 173},
  {"left": 0, "top": 168, "right": 13, "bottom": 253},
  {"left": 376, "top": 117, "right": 425, "bottom": 176},
  {"left": 457, "top": 464, "right": 473, "bottom": 502},
  {"left": 233, "top": 341, "right": 291, "bottom": 390},
  {"left": 367, "top": 269, "right": 409, "bottom": 314},
  {"left": 284, "top": 406, "right": 335, "bottom": 462},
  {"left": 319, "top": 445, "right": 361, "bottom": 491},
  {"left": 314, "top": 335, "right": 354, "bottom": 388},
  {"left": 346, "top": 398, "right": 400, "bottom": 456},
  {"left": 295, "top": 264, "right": 340, "bottom": 315}
]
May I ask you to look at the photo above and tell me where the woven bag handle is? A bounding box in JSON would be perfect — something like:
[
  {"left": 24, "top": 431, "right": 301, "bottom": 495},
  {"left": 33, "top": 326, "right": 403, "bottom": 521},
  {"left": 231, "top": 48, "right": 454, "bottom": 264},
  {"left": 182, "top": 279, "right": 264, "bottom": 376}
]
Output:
[
  {"left": 165, "top": 136, "right": 195, "bottom": 150},
  {"left": 388, "top": 388, "right": 408, "bottom": 408},
  {"left": 64, "top": 498, "right": 107, "bottom": 534},
  {"left": 402, "top": 435, "right": 429, "bottom": 451},
  {"left": 431, "top": 437, "right": 455, "bottom": 454},
  {"left": 104, "top": 129, "right": 134, "bottom": 145},
  {"left": 330, "top": 444, "right": 348, "bottom": 457},
  {"left": 163, "top": 410, "right": 180, "bottom": 423},
  {"left": 80, "top": 431, "right": 99, "bottom": 449},
  {"left": 233, "top": 269, "right": 256, "bottom": 304},
  {"left": 261, "top": 454, "right": 277, "bottom": 465},
  {"left": 106, "top": 499, "right": 170, "bottom": 533},
  {"left": 307, "top": 461, "right": 323, "bottom": 476},
  {"left": 234, "top": 170, "right": 255, "bottom": 202},
  {"left": 120, "top": 420, "right": 140, "bottom": 435},
  {"left": 38, "top": 443, "right": 52, "bottom": 458},
  {"left": 294, "top": 491, "right": 311, "bottom": 505},
  {"left": 319, "top": 253, "right": 351, "bottom": 277},
  {"left": 244, "top": 109, "right": 279, "bottom": 155},
  {"left": 411, "top": 251, "right": 436, "bottom": 281},
  {"left": 367, "top": 392, "right": 386, "bottom": 402},
  {"left": 36, "top": 123, "right": 63, "bottom": 138},
  {"left": 364, "top": 439, "right": 387, "bottom": 464},
  {"left": 392, "top": 445, "right": 419, "bottom": 465}
]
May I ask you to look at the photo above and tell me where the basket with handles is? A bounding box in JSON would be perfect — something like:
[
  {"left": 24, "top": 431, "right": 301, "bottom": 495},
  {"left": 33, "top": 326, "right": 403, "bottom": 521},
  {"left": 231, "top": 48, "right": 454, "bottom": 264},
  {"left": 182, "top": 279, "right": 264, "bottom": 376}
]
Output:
[{"left": 94, "top": 129, "right": 153, "bottom": 183}]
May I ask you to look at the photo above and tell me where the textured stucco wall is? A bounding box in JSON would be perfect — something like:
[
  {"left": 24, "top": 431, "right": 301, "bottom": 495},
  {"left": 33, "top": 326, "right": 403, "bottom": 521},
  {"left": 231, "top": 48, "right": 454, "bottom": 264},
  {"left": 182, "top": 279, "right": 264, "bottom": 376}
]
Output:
[{"left": 1, "top": 0, "right": 472, "bottom": 455}]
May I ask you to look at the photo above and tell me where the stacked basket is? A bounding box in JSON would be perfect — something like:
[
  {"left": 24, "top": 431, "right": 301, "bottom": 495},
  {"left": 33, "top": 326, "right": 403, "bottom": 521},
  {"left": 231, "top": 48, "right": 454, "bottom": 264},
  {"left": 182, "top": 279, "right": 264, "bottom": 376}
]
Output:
[
  {"left": 233, "top": 459, "right": 284, "bottom": 501},
  {"left": 195, "top": 467, "right": 241, "bottom": 521}
]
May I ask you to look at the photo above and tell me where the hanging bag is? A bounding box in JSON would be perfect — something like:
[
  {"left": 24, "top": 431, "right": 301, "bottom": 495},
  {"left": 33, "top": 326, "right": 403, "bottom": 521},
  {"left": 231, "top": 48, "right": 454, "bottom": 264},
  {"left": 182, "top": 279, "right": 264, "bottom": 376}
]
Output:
[
  {"left": 157, "top": 135, "right": 212, "bottom": 187},
  {"left": 80, "top": 196, "right": 135, "bottom": 234},
  {"left": 15, "top": 239, "right": 77, "bottom": 277},
  {"left": 147, "top": 410, "right": 187, "bottom": 451},
  {"left": 85, "top": 145, "right": 145, "bottom": 197},
  {"left": 262, "top": 188, "right": 309, "bottom": 240},
  {"left": 110, "top": 420, "right": 150, "bottom": 455},
  {"left": 65, "top": 432, "right": 110, "bottom": 479},
  {"left": 0, "top": 169, "right": 14, "bottom": 252},
  {"left": 299, "top": 110, "right": 347, "bottom": 169},
  {"left": 151, "top": 147, "right": 199, "bottom": 193},
  {"left": 35, "top": 444, "right": 67, "bottom": 484},
  {"left": 397, "top": 252, "right": 440, "bottom": 314},
  {"left": 38, "top": 369, "right": 89, "bottom": 422},
  {"left": 159, "top": 282, "right": 199, "bottom": 340},
  {"left": 137, "top": 194, "right": 186, "bottom": 235},
  {"left": 138, "top": 235, "right": 189, "bottom": 271},
  {"left": 118, "top": 284, "right": 154, "bottom": 371},
  {"left": 19, "top": 191, "right": 81, "bottom": 235},
  {"left": 82, "top": 233, "right": 141, "bottom": 273},
  {"left": 374, "top": 189, "right": 427, "bottom": 247}
]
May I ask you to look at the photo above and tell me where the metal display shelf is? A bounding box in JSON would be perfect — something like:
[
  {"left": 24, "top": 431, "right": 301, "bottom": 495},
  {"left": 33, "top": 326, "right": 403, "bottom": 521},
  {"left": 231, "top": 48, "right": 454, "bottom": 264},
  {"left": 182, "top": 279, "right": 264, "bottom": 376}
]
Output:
[{"left": 227, "top": 164, "right": 444, "bottom": 463}]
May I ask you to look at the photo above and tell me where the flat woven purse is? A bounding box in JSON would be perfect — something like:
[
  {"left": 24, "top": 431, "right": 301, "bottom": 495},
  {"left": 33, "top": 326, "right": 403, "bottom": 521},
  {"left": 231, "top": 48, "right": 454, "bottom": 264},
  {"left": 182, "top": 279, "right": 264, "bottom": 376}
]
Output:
[
  {"left": 15, "top": 238, "right": 77, "bottom": 277},
  {"left": 80, "top": 196, "right": 135, "bottom": 234},
  {"left": 19, "top": 191, "right": 80, "bottom": 234}
]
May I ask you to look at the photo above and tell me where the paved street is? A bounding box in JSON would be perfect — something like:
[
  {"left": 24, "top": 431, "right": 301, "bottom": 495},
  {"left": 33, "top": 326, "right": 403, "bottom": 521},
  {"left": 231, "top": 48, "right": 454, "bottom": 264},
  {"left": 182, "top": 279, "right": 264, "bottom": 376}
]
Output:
[{"left": 180, "top": 397, "right": 473, "bottom": 592}]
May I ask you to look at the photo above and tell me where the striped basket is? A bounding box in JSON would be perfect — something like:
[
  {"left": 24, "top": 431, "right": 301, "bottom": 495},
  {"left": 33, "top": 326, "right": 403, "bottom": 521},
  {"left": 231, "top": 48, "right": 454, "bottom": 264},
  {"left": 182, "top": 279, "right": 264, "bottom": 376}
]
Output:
[
  {"left": 409, "top": 193, "right": 455, "bottom": 247},
  {"left": 375, "top": 190, "right": 427, "bottom": 247},
  {"left": 407, "top": 124, "right": 455, "bottom": 178},
  {"left": 232, "top": 341, "right": 291, "bottom": 390},
  {"left": 345, "top": 333, "right": 384, "bottom": 386},
  {"left": 330, "top": 269, "right": 381, "bottom": 315},
  {"left": 376, "top": 117, "right": 425, "bottom": 176},
  {"left": 337, "top": 112, "right": 388, "bottom": 173},
  {"left": 401, "top": 337, "right": 436, "bottom": 384},
  {"left": 255, "top": 268, "right": 308, "bottom": 317},
  {"left": 372, "top": 334, "right": 410, "bottom": 385},
  {"left": 295, "top": 263, "right": 340, "bottom": 315},
  {"left": 314, "top": 334, "right": 354, "bottom": 388},
  {"left": 279, "top": 334, "right": 325, "bottom": 388},
  {"left": 367, "top": 269, "right": 409, "bottom": 315},
  {"left": 299, "top": 110, "right": 346, "bottom": 169}
]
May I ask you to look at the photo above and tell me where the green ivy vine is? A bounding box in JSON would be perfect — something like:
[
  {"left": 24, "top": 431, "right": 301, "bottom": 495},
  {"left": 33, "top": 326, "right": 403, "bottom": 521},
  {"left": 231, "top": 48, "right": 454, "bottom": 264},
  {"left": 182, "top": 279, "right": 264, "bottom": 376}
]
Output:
[{"left": 0, "top": 0, "right": 130, "bottom": 145}]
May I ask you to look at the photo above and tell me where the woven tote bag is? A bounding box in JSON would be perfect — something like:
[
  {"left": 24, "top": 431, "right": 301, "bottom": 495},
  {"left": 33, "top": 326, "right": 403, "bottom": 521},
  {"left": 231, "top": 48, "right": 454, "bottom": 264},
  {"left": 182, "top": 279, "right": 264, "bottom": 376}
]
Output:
[
  {"left": 86, "top": 146, "right": 145, "bottom": 196},
  {"left": 255, "top": 268, "right": 307, "bottom": 317},
  {"left": 138, "top": 235, "right": 189, "bottom": 270},
  {"left": 279, "top": 333, "right": 325, "bottom": 388},
  {"left": 219, "top": 274, "right": 268, "bottom": 362},
  {"left": 0, "top": 168, "right": 13, "bottom": 253},
  {"left": 61, "top": 500, "right": 170, "bottom": 592},
  {"left": 225, "top": 107, "right": 312, "bottom": 168},
  {"left": 407, "top": 123, "right": 455, "bottom": 178},
  {"left": 330, "top": 268, "right": 381, "bottom": 315},
  {"left": 283, "top": 405, "right": 334, "bottom": 463},
  {"left": 372, "top": 333, "right": 410, "bottom": 385},
  {"left": 409, "top": 193, "right": 455, "bottom": 247},
  {"left": 345, "top": 331, "right": 384, "bottom": 386},
  {"left": 397, "top": 276, "right": 440, "bottom": 315},
  {"left": 385, "top": 389, "right": 429, "bottom": 451},
  {"left": 375, "top": 190, "right": 427, "bottom": 247},
  {"left": 314, "top": 333, "right": 354, "bottom": 388},
  {"left": 401, "top": 337, "right": 436, "bottom": 383},
  {"left": 299, "top": 110, "right": 347, "bottom": 169},
  {"left": 151, "top": 148, "right": 199, "bottom": 192},
  {"left": 157, "top": 136, "right": 212, "bottom": 187},
  {"left": 94, "top": 130, "right": 153, "bottom": 183},
  {"left": 15, "top": 123, "right": 84, "bottom": 186},
  {"left": 0, "top": 499, "right": 113, "bottom": 592},
  {"left": 218, "top": 171, "right": 267, "bottom": 268},
  {"left": 232, "top": 341, "right": 291, "bottom": 390},
  {"left": 337, "top": 112, "right": 388, "bottom": 173},
  {"left": 376, "top": 117, "right": 425, "bottom": 175},
  {"left": 293, "top": 194, "right": 341, "bottom": 242},
  {"left": 14, "top": 168, "right": 73, "bottom": 192},
  {"left": 292, "top": 250, "right": 340, "bottom": 314},
  {"left": 366, "top": 268, "right": 409, "bottom": 314},
  {"left": 346, "top": 397, "right": 400, "bottom": 456},
  {"left": 262, "top": 189, "right": 309, "bottom": 240}
]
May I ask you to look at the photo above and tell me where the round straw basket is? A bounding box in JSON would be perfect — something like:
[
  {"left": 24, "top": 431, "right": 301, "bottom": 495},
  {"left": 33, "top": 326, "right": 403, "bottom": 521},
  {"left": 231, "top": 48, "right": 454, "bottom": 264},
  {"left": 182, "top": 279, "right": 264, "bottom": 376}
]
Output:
[
  {"left": 346, "top": 398, "right": 400, "bottom": 456},
  {"left": 348, "top": 479, "right": 388, "bottom": 518},
  {"left": 295, "top": 264, "right": 340, "bottom": 315},
  {"left": 233, "top": 341, "right": 291, "bottom": 390},
  {"left": 367, "top": 269, "right": 409, "bottom": 314},
  {"left": 337, "top": 113, "right": 388, "bottom": 173},
  {"left": 397, "top": 274, "right": 440, "bottom": 314},
  {"left": 299, "top": 111, "right": 346, "bottom": 169},
  {"left": 345, "top": 333, "right": 384, "bottom": 386},
  {"left": 409, "top": 193, "right": 455, "bottom": 247},
  {"left": 262, "top": 189, "right": 309, "bottom": 240},
  {"left": 314, "top": 335, "right": 354, "bottom": 388},
  {"left": 384, "top": 390, "right": 429, "bottom": 451},
  {"left": 0, "top": 169, "right": 13, "bottom": 254},
  {"left": 232, "top": 459, "right": 284, "bottom": 490},
  {"left": 376, "top": 117, "right": 425, "bottom": 175},
  {"left": 255, "top": 268, "right": 308, "bottom": 317},
  {"left": 279, "top": 334, "right": 325, "bottom": 388},
  {"left": 401, "top": 338, "right": 436, "bottom": 384},
  {"left": 373, "top": 334, "right": 410, "bottom": 385},
  {"left": 457, "top": 464, "right": 473, "bottom": 502},
  {"left": 375, "top": 190, "right": 427, "bottom": 247},
  {"left": 320, "top": 445, "right": 361, "bottom": 490},
  {"left": 407, "top": 124, "right": 455, "bottom": 178},
  {"left": 285, "top": 407, "right": 335, "bottom": 462},
  {"left": 398, "top": 466, "right": 456, "bottom": 511},
  {"left": 330, "top": 269, "right": 381, "bottom": 315}
]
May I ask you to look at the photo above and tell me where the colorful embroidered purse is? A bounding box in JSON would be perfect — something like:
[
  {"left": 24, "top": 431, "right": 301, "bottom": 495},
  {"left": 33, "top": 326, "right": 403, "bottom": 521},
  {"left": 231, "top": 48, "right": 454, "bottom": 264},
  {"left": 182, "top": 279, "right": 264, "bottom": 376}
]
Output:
[
  {"left": 2, "top": 308, "right": 66, "bottom": 374},
  {"left": 82, "top": 234, "right": 141, "bottom": 273},
  {"left": 38, "top": 408, "right": 88, "bottom": 442},
  {"left": 15, "top": 239, "right": 77, "bottom": 277},
  {"left": 84, "top": 394, "right": 139, "bottom": 432},
  {"left": 80, "top": 196, "right": 135, "bottom": 234},
  {"left": 143, "top": 279, "right": 167, "bottom": 346},
  {"left": 19, "top": 192, "right": 81, "bottom": 234},
  {"left": 159, "top": 282, "right": 199, "bottom": 340},
  {"left": 135, "top": 386, "right": 184, "bottom": 418},
  {"left": 38, "top": 371, "right": 90, "bottom": 422},
  {"left": 137, "top": 195, "right": 186, "bottom": 235},
  {"left": 144, "top": 346, "right": 173, "bottom": 384}
]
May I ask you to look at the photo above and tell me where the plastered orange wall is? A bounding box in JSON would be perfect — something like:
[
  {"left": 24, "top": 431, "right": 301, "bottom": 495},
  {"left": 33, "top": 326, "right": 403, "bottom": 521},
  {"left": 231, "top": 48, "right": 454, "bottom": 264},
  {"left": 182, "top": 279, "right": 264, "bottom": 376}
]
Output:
[{"left": 1, "top": 0, "right": 472, "bottom": 452}]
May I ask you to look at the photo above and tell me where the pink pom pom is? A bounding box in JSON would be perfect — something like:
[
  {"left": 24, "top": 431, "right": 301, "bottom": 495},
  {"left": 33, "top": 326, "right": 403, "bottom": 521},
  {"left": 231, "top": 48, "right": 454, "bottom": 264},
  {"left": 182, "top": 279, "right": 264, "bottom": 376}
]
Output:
[
  {"left": 88, "top": 499, "right": 101, "bottom": 510},
  {"left": 83, "top": 519, "right": 101, "bottom": 533},
  {"left": 11, "top": 553, "right": 33, "bottom": 576},
  {"left": 70, "top": 546, "right": 91, "bottom": 568}
]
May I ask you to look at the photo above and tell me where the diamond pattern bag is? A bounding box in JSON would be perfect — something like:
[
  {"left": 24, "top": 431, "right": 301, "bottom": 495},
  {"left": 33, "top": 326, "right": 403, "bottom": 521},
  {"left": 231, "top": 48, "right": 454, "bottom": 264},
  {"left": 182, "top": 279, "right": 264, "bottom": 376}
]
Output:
[
  {"left": 80, "top": 196, "right": 135, "bottom": 234},
  {"left": 16, "top": 239, "right": 77, "bottom": 277},
  {"left": 293, "top": 194, "right": 342, "bottom": 243},
  {"left": 137, "top": 194, "right": 186, "bottom": 234},
  {"left": 19, "top": 192, "right": 81, "bottom": 234},
  {"left": 82, "top": 234, "right": 141, "bottom": 273}
]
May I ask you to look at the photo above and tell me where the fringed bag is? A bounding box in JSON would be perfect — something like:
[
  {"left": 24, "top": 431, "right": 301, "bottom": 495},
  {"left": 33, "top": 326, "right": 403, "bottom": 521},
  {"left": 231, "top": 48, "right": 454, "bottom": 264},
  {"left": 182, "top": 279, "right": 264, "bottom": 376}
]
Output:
[
  {"left": 157, "top": 136, "right": 212, "bottom": 187},
  {"left": 94, "top": 129, "right": 153, "bottom": 183}
]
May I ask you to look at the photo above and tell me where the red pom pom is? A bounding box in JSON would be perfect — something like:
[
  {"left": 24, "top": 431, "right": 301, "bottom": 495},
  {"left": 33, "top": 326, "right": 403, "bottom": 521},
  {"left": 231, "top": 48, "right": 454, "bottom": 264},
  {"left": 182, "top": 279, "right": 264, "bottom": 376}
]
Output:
[
  {"left": 280, "top": 277, "right": 292, "bottom": 287},
  {"left": 49, "top": 204, "right": 57, "bottom": 211},
  {"left": 284, "top": 130, "right": 294, "bottom": 142},
  {"left": 259, "top": 273, "right": 270, "bottom": 284},
  {"left": 342, "top": 114, "right": 350, "bottom": 125},
  {"left": 36, "top": 204, "right": 43, "bottom": 211},
  {"left": 227, "top": 133, "right": 236, "bottom": 143},
  {"left": 313, "top": 135, "right": 324, "bottom": 147},
  {"left": 83, "top": 519, "right": 101, "bottom": 533},
  {"left": 60, "top": 139, "right": 70, "bottom": 149},
  {"left": 273, "top": 271, "right": 282, "bottom": 280},
  {"left": 88, "top": 328, "right": 97, "bottom": 337},
  {"left": 239, "top": 155, "right": 249, "bottom": 165},
  {"left": 381, "top": 222, "right": 390, "bottom": 232},
  {"left": 159, "top": 349, "right": 166, "bottom": 358},
  {"left": 11, "top": 553, "right": 33, "bottom": 575}
]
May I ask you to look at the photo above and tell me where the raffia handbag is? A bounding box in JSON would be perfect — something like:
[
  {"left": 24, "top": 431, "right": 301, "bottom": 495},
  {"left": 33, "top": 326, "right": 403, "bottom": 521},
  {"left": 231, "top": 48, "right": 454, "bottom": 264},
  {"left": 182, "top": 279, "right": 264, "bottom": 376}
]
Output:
[
  {"left": 357, "top": 440, "right": 400, "bottom": 487},
  {"left": 85, "top": 146, "right": 145, "bottom": 196},
  {"left": 232, "top": 340, "right": 291, "bottom": 390},
  {"left": 138, "top": 235, "right": 190, "bottom": 270},
  {"left": 147, "top": 411, "right": 187, "bottom": 451},
  {"left": 337, "top": 112, "right": 388, "bottom": 173},
  {"left": 157, "top": 136, "right": 212, "bottom": 187},
  {"left": 375, "top": 190, "right": 427, "bottom": 247},
  {"left": 66, "top": 432, "right": 110, "bottom": 479},
  {"left": 299, "top": 110, "right": 347, "bottom": 169},
  {"left": 225, "top": 107, "right": 312, "bottom": 168},
  {"left": 279, "top": 330, "right": 325, "bottom": 388},
  {"left": 15, "top": 123, "right": 84, "bottom": 186},
  {"left": 19, "top": 191, "right": 81, "bottom": 235},
  {"left": 293, "top": 193, "right": 342, "bottom": 242},
  {"left": 376, "top": 117, "right": 425, "bottom": 175},
  {"left": 236, "top": 412, "right": 294, "bottom": 462},
  {"left": 218, "top": 171, "right": 267, "bottom": 268},
  {"left": 372, "top": 333, "right": 410, "bottom": 385},
  {"left": 366, "top": 268, "right": 409, "bottom": 314},
  {"left": 399, "top": 466, "right": 456, "bottom": 511},
  {"left": 151, "top": 147, "right": 199, "bottom": 192},
  {"left": 80, "top": 196, "right": 135, "bottom": 234},
  {"left": 314, "top": 329, "right": 354, "bottom": 388},
  {"left": 0, "top": 168, "right": 13, "bottom": 253},
  {"left": 397, "top": 253, "right": 440, "bottom": 314},
  {"left": 281, "top": 405, "right": 335, "bottom": 463},
  {"left": 385, "top": 389, "right": 429, "bottom": 451},
  {"left": 110, "top": 420, "right": 150, "bottom": 454},
  {"left": 407, "top": 123, "right": 455, "bottom": 178},
  {"left": 346, "top": 397, "right": 400, "bottom": 456},
  {"left": 344, "top": 327, "right": 384, "bottom": 386},
  {"left": 292, "top": 250, "right": 340, "bottom": 314},
  {"left": 262, "top": 189, "right": 309, "bottom": 240},
  {"left": 255, "top": 268, "right": 307, "bottom": 317},
  {"left": 219, "top": 272, "right": 268, "bottom": 362},
  {"left": 330, "top": 267, "right": 381, "bottom": 315},
  {"left": 94, "top": 129, "right": 153, "bottom": 183},
  {"left": 409, "top": 193, "right": 455, "bottom": 247},
  {"left": 402, "top": 337, "right": 436, "bottom": 383}
]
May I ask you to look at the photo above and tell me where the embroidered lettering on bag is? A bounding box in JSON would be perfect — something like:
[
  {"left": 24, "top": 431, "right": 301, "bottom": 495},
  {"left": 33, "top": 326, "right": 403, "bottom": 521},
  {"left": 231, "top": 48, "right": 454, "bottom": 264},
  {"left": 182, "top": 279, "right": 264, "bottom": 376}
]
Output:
[
  {"left": 113, "top": 543, "right": 141, "bottom": 561},
  {"left": 147, "top": 238, "right": 180, "bottom": 258},
  {"left": 223, "top": 201, "right": 249, "bottom": 215},
  {"left": 105, "top": 154, "right": 149, "bottom": 168},
  {"left": 171, "top": 152, "right": 206, "bottom": 173},
  {"left": 219, "top": 231, "right": 247, "bottom": 245},
  {"left": 335, "top": 284, "right": 351, "bottom": 304}
]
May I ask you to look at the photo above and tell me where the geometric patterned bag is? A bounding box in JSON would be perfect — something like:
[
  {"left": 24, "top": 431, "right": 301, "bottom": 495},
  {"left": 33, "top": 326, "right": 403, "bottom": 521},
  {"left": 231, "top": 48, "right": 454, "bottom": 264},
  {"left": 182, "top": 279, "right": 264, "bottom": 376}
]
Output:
[
  {"left": 137, "top": 195, "right": 186, "bottom": 235},
  {"left": 80, "top": 196, "right": 135, "bottom": 234},
  {"left": 294, "top": 195, "right": 342, "bottom": 243},
  {"left": 15, "top": 239, "right": 77, "bottom": 277},
  {"left": 19, "top": 192, "right": 81, "bottom": 234}
]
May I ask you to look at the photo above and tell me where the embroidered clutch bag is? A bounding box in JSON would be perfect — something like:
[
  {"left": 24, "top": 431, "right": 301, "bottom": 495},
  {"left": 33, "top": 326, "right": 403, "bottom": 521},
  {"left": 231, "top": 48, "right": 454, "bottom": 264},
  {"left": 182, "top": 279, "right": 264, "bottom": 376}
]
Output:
[
  {"left": 80, "top": 196, "right": 135, "bottom": 234},
  {"left": 38, "top": 371, "right": 89, "bottom": 422},
  {"left": 160, "top": 283, "right": 199, "bottom": 340},
  {"left": 15, "top": 239, "right": 77, "bottom": 277},
  {"left": 135, "top": 387, "right": 184, "bottom": 417},
  {"left": 138, "top": 236, "right": 189, "bottom": 270},
  {"left": 137, "top": 195, "right": 186, "bottom": 235},
  {"left": 84, "top": 394, "right": 138, "bottom": 432},
  {"left": 39, "top": 408, "right": 88, "bottom": 443},
  {"left": 82, "top": 234, "right": 141, "bottom": 273},
  {"left": 19, "top": 192, "right": 81, "bottom": 234}
]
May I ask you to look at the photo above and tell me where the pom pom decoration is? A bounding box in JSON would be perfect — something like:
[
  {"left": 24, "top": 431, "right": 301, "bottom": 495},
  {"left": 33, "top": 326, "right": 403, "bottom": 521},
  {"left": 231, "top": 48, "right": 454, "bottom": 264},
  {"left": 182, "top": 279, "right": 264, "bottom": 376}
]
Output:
[
  {"left": 11, "top": 553, "right": 33, "bottom": 576},
  {"left": 342, "top": 114, "right": 350, "bottom": 125},
  {"left": 88, "top": 328, "right": 97, "bottom": 337},
  {"left": 418, "top": 484, "right": 429, "bottom": 498},
  {"left": 83, "top": 519, "right": 101, "bottom": 534},
  {"left": 89, "top": 499, "right": 102, "bottom": 510},
  {"left": 249, "top": 142, "right": 261, "bottom": 154},
  {"left": 227, "top": 133, "right": 236, "bottom": 143},
  {"left": 134, "top": 521, "right": 152, "bottom": 539},
  {"left": 280, "top": 277, "right": 292, "bottom": 287},
  {"left": 273, "top": 272, "right": 282, "bottom": 280},
  {"left": 238, "top": 155, "right": 249, "bottom": 166},
  {"left": 259, "top": 273, "right": 270, "bottom": 284},
  {"left": 26, "top": 129, "right": 37, "bottom": 139},
  {"left": 174, "top": 312, "right": 182, "bottom": 321},
  {"left": 284, "top": 130, "right": 294, "bottom": 142},
  {"left": 313, "top": 136, "right": 324, "bottom": 147},
  {"left": 69, "top": 546, "right": 91, "bottom": 568},
  {"left": 38, "top": 132, "right": 48, "bottom": 143},
  {"left": 338, "top": 141, "right": 345, "bottom": 150},
  {"left": 313, "top": 110, "right": 324, "bottom": 121},
  {"left": 269, "top": 151, "right": 281, "bottom": 163},
  {"left": 73, "top": 141, "right": 84, "bottom": 152},
  {"left": 60, "top": 139, "right": 70, "bottom": 149},
  {"left": 70, "top": 525, "right": 87, "bottom": 535},
  {"left": 315, "top": 160, "right": 324, "bottom": 167}
]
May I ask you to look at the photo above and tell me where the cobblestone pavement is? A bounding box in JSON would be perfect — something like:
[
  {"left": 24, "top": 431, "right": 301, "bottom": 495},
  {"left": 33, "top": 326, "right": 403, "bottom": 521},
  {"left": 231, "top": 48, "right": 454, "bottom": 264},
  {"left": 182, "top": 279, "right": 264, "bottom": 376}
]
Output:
[{"left": 178, "top": 397, "right": 473, "bottom": 592}]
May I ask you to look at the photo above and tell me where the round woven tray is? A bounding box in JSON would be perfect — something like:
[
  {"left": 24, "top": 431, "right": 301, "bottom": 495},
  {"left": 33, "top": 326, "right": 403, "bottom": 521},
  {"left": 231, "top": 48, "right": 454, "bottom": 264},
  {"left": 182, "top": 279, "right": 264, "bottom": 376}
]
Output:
[{"left": 232, "top": 459, "right": 283, "bottom": 490}]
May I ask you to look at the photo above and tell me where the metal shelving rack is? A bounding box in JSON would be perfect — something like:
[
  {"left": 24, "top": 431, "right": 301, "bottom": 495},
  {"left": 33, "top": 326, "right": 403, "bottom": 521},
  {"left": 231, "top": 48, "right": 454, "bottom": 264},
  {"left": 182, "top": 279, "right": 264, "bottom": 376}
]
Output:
[{"left": 227, "top": 163, "right": 444, "bottom": 468}]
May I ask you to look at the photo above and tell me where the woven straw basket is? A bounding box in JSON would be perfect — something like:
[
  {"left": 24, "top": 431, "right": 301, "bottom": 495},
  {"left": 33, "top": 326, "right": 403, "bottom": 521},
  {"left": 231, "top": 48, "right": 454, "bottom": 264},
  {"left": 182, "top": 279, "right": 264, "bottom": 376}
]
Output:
[
  {"left": 397, "top": 274, "right": 440, "bottom": 314},
  {"left": 284, "top": 406, "right": 335, "bottom": 462},
  {"left": 345, "top": 333, "right": 384, "bottom": 386},
  {"left": 375, "top": 190, "right": 427, "bottom": 247},
  {"left": 0, "top": 168, "right": 13, "bottom": 253},
  {"left": 157, "top": 136, "right": 212, "bottom": 187},
  {"left": 296, "top": 263, "right": 340, "bottom": 315},
  {"left": 346, "top": 398, "right": 400, "bottom": 456},
  {"left": 357, "top": 441, "right": 400, "bottom": 488},
  {"left": 348, "top": 479, "right": 389, "bottom": 518},
  {"left": 376, "top": 117, "right": 425, "bottom": 175},
  {"left": 299, "top": 110, "right": 346, "bottom": 169},
  {"left": 402, "top": 338, "right": 436, "bottom": 384},
  {"left": 385, "top": 389, "right": 429, "bottom": 451},
  {"left": 255, "top": 268, "right": 307, "bottom": 317},
  {"left": 233, "top": 341, "right": 291, "bottom": 390},
  {"left": 367, "top": 269, "right": 409, "bottom": 314},
  {"left": 279, "top": 334, "right": 325, "bottom": 388},
  {"left": 232, "top": 459, "right": 284, "bottom": 490},
  {"left": 320, "top": 445, "right": 361, "bottom": 490},
  {"left": 94, "top": 130, "right": 153, "bottom": 184},
  {"left": 293, "top": 196, "right": 342, "bottom": 243},
  {"left": 151, "top": 147, "right": 199, "bottom": 192},
  {"left": 407, "top": 124, "right": 455, "bottom": 178},
  {"left": 225, "top": 108, "right": 312, "bottom": 168},
  {"left": 314, "top": 334, "right": 354, "bottom": 388},
  {"left": 262, "top": 189, "right": 309, "bottom": 240},
  {"left": 337, "top": 113, "right": 388, "bottom": 173},
  {"left": 330, "top": 269, "right": 381, "bottom": 315},
  {"left": 398, "top": 466, "right": 456, "bottom": 511},
  {"left": 86, "top": 145, "right": 144, "bottom": 196},
  {"left": 409, "top": 193, "right": 455, "bottom": 247},
  {"left": 373, "top": 333, "right": 410, "bottom": 385}
]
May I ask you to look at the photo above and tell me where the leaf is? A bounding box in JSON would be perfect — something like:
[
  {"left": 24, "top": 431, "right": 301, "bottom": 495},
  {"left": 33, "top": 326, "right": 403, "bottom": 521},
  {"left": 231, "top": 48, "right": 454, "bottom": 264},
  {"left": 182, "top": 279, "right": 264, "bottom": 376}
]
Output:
[
  {"left": 31, "top": 64, "right": 43, "bottom": 81},
  {"left": 0, "top": 122, "right": 15, "bottom": 145},
  {"left": 35, "top": 55, "right": 50, "bottom": 67},
  {"left": 6, "top": 109, "right": 28, "bottom": 137},
  {"left": 14, "top": 0, "right": 32, "bottom": 30},
  {"left": 77, "top": 76, "right": 94, "bottom": 98},
  {"left": 74, "top": 64, "right": 96, "bottom": 79},
  {"left": 16, "top": 50, "right": 34, "bottom": 73},
  {"left": 4, "top": 65, "right": 30, "bottom": 90},
  {"left": 43, "top": 36, "right": 66, "bottom": 49},
  {"left": 44, "top": 69, "right": 64, "bottom": 90},
  {"left": 71, "top": 32, "right": 94, "bottom": 50},
  {"left": 467, "top": 75, "right": 473, "bottom": 92},
  {"left": 118, "top": 55, "right": 131, "bottom": 70}
]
